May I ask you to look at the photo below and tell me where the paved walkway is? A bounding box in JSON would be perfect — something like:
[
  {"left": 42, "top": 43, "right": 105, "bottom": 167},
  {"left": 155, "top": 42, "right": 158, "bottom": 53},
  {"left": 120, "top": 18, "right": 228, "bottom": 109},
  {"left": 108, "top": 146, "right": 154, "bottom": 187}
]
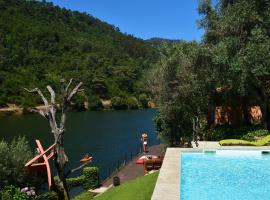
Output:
[{"left": 102, "top": 144, "right": 165, "bottom": 187}]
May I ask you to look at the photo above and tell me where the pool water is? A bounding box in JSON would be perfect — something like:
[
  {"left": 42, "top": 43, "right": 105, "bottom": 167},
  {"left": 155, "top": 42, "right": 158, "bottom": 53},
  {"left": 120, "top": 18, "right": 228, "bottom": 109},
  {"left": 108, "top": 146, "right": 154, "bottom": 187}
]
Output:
[{"left": 181, "top": 150, "right": 270, "bottom": 200}]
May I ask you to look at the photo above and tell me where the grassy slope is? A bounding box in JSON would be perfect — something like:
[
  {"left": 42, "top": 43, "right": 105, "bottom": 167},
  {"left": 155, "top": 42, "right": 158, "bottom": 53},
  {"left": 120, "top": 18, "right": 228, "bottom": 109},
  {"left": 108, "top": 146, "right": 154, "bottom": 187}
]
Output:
[
  {"left": 220, "top": 135, "right": 270, "bottom": 146},
  {"left": 73, "top": 172, "right": 159, "bottom": 200},
  {"left": 95, "top": 172, "right": 159, "bottom": 200}
]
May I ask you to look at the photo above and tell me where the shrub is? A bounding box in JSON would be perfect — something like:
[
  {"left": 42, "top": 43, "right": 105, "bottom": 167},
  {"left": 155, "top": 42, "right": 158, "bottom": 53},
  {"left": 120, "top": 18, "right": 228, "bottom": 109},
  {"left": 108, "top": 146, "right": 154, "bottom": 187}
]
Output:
[
  {"left": 83, "top": 167, "right": 99, "bottom": 189},
  {"left": 87, "top": 95, "right": 103, "bottom": 111},
  {"left": 67, "top": 176, "right": 85, "bottom": 188},
  {"left": 204, "top": 124, "right": 263, "bottom": 141},
  {"left": 66, "top": 167, "right": 99, "bottom": 190},
  {"left": 0, "top": 185, "right": 28, "bottom": 200},
  {"left": 111, "top": 97, "right": 128, "bottom": 110},
  {"left": 126, "top": 97, "right": 139, "bottom": 109},
  {"left": 0, "top": 137, "right": 39, "bottom": 189},
  {"left": 220, "top": 135, "right": 270, "bottom": 146},
  {"left": 241, "top": 129, "right": 268, "bottom": 141},
  {"left": 138, "top": 94, "right": 149, "bottom": 108},
  {"left": 36, "top": 191, "right": 58, "bottom": 200}
]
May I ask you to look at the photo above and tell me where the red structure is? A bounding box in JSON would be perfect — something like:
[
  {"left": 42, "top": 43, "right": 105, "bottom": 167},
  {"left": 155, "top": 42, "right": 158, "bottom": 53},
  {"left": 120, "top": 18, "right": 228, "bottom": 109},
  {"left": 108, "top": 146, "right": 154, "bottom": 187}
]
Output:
[{"left": 25, "top": 140, "right": 57, "bottom": 190}]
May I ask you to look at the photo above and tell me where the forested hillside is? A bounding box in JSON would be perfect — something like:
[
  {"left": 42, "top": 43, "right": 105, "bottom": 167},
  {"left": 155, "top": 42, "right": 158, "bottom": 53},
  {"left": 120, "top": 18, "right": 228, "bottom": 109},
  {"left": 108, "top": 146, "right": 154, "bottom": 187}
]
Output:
[{"left": 0, "top": 0, "right": 158, "bottom": 110}]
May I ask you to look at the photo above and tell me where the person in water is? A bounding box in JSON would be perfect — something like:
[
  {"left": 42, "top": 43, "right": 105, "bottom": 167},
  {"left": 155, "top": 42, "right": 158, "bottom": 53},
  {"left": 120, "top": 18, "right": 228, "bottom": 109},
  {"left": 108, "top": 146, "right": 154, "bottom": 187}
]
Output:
[{"left": 141, "top": 133, "right": 148, "bottom": 153}]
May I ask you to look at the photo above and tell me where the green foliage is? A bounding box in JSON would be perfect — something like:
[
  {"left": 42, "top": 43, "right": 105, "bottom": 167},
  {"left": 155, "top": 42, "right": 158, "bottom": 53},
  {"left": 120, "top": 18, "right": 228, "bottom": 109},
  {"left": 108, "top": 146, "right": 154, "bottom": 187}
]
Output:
[
  {"left": 0, "top": 0, "right": 158, "bottom": 109},
  {"left": 126, "top": 97, "right": 139, "bottom": 109},
  {"left": 111, "top": 97, "right": 128, "bottom": 110},
  {"left": 67, "top": 167, "right": 99, "bottom": 190},
  {"left": 149, "top": 42, "right": 209, "bottom": 146},
  {"left": 67, "top": 176, "right": 85, "bottom": 189},
  {"left": 0, "top": 185, "right": 28, "bottom": 200},
  {"left": 204, "top": 124, "right": 263, "bottom": 141},
  {"left": 0, "top": 136, "right": 40, "bottom": 189},
  {"left": 199, "top": 0, "right": 270, "bottom": 130},
  {"left": 82, "top": 167, "right": 99, "bottom": 190},
  {"left": 36, "top": 191, "right": 58, "bottom": 200},
  {"left": 241, "top": 129, "right": 269, "bottom": 141},
  {"left": 138, "top": 94, "right": 149, "bottom": 109},
  {"left": 220, "top": 135, "right": 270, "bottom": 146},
  {"left": 87, "top": 95, "right": 103, "bottom": 111}
]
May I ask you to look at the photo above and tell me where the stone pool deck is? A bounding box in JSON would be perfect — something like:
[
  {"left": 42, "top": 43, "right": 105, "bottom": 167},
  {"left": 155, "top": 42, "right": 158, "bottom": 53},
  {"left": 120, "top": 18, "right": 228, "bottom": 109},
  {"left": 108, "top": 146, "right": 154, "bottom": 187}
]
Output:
[{"left": 151, "top": 142, "right": 270, "bottom": 200}]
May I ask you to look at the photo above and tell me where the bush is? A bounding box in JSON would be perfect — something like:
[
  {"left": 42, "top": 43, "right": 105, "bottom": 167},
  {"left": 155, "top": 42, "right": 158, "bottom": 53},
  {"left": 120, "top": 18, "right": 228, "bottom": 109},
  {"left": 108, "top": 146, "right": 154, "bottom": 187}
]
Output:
[
  {"left": 111, "top": 97, "right": 128, "bottom": 110},
  {"left": 0, "top": 137, "right": 39, "bottom": 189},
  {"left": 241, "top": 129, "right": 268, "bottom": 141},
  {"left": 204, "top": 124, "right": 263, "bottom": 141},
  {"left": 83, "top": 167, "right": 99, "bottom": 189},
  {"left": 66, "top": 167, "right": 99, "bottom": 190},
  {"left": 126, "top": 97, "right": 139, "bottom": 109},
  {"left": 36, "top": 191, "right": 58, "bottom": 200},
  {"left": 138, "top": 94, "right": 149, "bottom": 109},
  {"left": 87, "top": 95, "right": 103, "bottom": 111},
  {"left": 220, "top": 135, "right": 270, "bottom": 146},
  {"left": 67, "top": 176, "right": 85, "bottom": 189},
  {"left": 0, "top": 185, "right": 28, "bottom": 200}
]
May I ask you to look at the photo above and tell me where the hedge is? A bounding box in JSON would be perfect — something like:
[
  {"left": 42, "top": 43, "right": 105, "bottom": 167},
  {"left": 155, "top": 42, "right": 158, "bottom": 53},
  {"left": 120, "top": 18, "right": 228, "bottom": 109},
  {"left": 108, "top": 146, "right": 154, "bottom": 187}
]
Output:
[
  {"left": 67, "top": 167, "right": 99, "bottom": 190},
  {"left": 219, "top": 135, "right": 270, "bottom": 146}
]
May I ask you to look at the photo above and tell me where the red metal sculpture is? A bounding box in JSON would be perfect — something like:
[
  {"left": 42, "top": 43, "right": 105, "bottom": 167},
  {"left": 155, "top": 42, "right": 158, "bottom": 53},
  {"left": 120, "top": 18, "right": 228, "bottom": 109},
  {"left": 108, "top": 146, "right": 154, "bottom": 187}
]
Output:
[{"left": 25, "top": 140, "right": 57, "bottom": 189}]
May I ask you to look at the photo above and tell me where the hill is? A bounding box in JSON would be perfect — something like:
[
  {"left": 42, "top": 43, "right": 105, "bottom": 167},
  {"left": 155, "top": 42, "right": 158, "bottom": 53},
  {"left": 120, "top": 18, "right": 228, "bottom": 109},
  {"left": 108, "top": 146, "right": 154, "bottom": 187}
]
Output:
[
  {"left": 0, "top": 0, "right": 158, "bottom": 110},
  {"left": 146, "top": 37, "right": 180, "bottom": 47}
]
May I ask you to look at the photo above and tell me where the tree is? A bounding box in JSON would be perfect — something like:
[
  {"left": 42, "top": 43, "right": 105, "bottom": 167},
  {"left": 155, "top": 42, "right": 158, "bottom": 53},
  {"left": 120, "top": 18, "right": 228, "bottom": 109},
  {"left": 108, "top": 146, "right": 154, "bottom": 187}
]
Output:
[
  {"left": 0, "top": 137, "right": 36, "bottom": 189},
  {"left": 149, "top": 42, "right": 209, "bottom": 146},
  {"left": 25, "top": 79, "right": 83, "bottom": 200},
  {"left": 199, "top": 0, "right": 270, "bottom": 129}
]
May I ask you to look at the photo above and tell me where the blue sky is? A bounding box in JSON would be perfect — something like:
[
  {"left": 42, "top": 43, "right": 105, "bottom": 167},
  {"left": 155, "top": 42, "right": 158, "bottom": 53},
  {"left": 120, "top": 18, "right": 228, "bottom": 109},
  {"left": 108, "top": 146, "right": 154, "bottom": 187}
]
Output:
[{"left": 48, "top": 0, "right": 204, "bottom": 41}]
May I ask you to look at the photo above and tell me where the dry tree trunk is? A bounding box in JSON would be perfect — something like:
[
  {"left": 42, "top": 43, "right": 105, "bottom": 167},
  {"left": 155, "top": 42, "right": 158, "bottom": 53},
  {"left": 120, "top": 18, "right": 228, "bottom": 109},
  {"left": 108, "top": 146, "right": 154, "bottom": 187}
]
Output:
[{"left": 25, "top": 79, "right": 83, "bottom": 200}]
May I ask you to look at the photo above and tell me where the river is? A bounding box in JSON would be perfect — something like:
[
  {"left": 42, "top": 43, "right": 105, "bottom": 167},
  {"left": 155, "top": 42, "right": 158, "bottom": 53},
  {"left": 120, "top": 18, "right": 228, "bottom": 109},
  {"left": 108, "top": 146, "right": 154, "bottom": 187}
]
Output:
[{"left": 0, "top": 109, "right": 159, "bottom": 184}]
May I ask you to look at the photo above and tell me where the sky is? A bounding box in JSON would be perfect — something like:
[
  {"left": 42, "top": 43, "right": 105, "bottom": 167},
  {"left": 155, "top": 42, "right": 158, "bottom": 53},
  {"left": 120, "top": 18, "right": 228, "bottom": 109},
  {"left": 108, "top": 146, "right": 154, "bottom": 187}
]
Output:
[{"left": 48, "top": 0, "right": 204, "bottom": 41}]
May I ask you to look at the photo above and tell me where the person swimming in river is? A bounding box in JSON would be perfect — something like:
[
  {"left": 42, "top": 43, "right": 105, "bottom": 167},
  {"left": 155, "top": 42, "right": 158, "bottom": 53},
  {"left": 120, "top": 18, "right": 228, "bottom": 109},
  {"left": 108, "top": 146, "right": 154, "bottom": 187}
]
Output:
[{"left": 141, "top": 133, "right": 148, "bottom": 153}]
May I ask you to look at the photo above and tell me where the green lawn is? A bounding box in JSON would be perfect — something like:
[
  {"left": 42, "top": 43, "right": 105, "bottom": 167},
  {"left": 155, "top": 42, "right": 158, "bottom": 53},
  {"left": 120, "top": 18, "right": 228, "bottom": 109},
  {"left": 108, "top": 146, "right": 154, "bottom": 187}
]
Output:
[
  {"left": 220, "top": 135, "right": 270, "bottom": 146},
  {"left": 73, "top": 172, "right": 159, "bottom": 200},
  {"left": 95, "top": 172, "right": 159, "bottom": 200}
]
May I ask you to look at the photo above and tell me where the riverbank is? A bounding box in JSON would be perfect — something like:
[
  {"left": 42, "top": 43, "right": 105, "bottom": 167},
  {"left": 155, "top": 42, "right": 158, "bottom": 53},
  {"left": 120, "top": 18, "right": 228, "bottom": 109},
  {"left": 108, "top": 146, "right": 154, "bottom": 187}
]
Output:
[{"left": 0, "top": 101, "right": 156, "bottom": 115}]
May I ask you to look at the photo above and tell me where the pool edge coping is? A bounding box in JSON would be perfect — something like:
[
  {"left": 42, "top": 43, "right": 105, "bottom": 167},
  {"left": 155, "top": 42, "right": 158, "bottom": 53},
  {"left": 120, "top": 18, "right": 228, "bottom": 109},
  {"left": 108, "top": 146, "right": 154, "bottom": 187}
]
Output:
[{"left": 151, "top": 146, "right": 270, "bottom": 200}]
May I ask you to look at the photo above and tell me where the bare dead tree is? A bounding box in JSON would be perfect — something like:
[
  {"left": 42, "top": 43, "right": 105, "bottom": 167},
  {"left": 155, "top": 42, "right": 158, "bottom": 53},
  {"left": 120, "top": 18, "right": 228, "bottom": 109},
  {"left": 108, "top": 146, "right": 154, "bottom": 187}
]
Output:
[{"left": 25, "top": 79, "right": 84, "bottom": 200}]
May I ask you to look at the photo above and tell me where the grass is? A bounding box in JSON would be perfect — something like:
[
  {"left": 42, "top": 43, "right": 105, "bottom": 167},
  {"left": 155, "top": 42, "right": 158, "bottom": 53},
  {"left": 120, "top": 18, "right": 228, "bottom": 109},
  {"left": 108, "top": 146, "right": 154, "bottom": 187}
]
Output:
[
  {"left": 95, "top": 172, "right": 159, "bottom": 200},
  {"left": 73, "top": 192, "right": 93, "bottom": 200},
  {"left": 220, "top": 135, "right": 270, "bottom": 146}
]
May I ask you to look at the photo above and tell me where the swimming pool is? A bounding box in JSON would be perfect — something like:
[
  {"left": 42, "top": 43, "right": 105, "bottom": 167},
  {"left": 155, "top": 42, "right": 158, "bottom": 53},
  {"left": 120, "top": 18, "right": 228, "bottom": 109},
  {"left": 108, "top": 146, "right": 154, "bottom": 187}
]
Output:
[{"left": 181, "top": 150, "right": 270, "bottom": 200}]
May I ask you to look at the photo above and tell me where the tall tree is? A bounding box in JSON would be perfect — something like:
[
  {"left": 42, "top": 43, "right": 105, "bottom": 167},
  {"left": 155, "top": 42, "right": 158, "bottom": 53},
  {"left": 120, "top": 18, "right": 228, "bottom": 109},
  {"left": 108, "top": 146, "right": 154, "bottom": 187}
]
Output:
[
  {"left": 199, "top": 0, "right": 270, "bottom": 129},
  {"left": 25, "top": 79, "right": 83, "bottom": 200}
]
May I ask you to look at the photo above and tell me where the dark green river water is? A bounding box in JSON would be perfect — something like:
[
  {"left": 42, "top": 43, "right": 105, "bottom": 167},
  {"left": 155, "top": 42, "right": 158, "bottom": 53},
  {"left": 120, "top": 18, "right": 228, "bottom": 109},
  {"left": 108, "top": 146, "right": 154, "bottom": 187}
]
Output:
[{"left": 0, "top": 109, "right": 159, "bottom": 184}]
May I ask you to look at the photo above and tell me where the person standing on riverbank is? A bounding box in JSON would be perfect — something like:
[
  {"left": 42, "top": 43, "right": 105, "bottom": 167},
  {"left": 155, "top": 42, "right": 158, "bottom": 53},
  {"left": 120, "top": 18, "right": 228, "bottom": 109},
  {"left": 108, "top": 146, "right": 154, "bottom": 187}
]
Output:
[{"left": 141, "top": 133, "right": 148, "bottom": 153}]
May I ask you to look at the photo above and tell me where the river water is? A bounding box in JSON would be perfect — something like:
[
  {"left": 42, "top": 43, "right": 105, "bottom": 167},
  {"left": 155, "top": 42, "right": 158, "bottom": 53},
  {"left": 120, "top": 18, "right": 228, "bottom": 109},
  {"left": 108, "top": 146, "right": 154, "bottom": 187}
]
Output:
[{"left": 0, "top": 109, "right": 159, "bottom": 183}]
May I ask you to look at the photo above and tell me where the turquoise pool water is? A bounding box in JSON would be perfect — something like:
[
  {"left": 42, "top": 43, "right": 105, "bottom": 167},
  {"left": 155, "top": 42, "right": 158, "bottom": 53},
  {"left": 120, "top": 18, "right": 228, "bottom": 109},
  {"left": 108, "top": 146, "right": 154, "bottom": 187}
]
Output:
[{"left": 181, "top": 150, "right": 270, "bottom": 200}]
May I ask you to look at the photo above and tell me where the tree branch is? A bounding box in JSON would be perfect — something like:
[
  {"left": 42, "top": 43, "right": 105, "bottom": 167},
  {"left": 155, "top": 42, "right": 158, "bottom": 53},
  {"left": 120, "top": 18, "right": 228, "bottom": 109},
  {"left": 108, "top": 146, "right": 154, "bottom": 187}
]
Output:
[
  {"left": 24, "top": 87, "right": 49, "bottom": 107},
  {"left": 29, "top": 108, "right": 47, "bottom": 118},
  {"left": 65, "top": 78, "right": 73, "bottom": 94},
  {"left": 47, "top": 85, "right": 56, "bottom": 105},
  {"left": 67, "top": 82, "right": 83, "bottom": 101}
]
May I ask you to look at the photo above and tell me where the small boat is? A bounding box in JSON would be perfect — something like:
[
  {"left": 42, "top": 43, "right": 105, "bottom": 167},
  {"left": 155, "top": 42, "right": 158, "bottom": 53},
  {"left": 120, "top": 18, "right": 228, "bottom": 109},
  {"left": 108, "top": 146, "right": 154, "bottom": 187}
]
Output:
[{"left": 80, "top": 154, "right": 92, "bottom": 163}]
